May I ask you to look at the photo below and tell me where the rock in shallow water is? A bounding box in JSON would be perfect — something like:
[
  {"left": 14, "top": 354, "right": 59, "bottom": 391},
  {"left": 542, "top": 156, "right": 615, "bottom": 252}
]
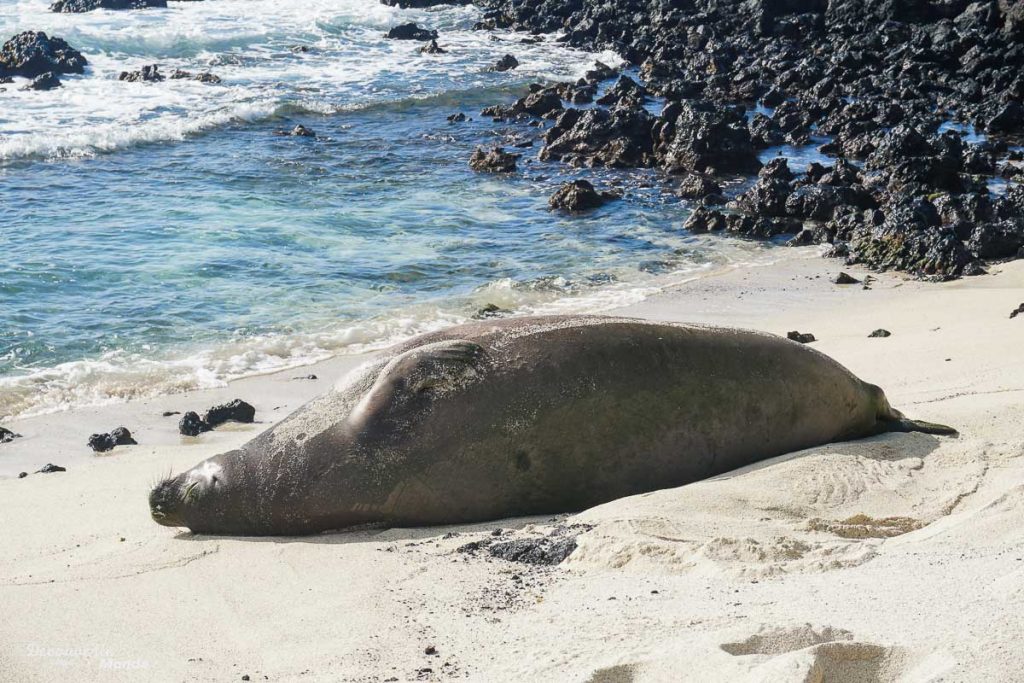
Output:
[
  {"left": 168, "top": 69, "right": 221, "bottom": 84},
  {"left": 386, "top": 23, "right": 438, "bottom": 41},
  {"left": 469, "top": 146, "right": 519, "bottom": 173},
  {"left": 472, "top": 303, "right": 510, "bottom": 319},
  {"left": 548, "top": 179, "right": 617, "bottom": 212},
  {"left": 20, "top": 71, "right": 61, "bottom": 91},
  {"left": 288, "top": 124, "right": 316, "bottom": 138},
  {"left": 419, "top": 39, "right": 446, "bottom": 55},
  {"left": 381, "top": 0, "right": 470, "bottom": 6},
  {"left": 490, "top": 54, "right": 519, "bottom": 72},
  {"left": 51, "top": 0, "right": 166, "bottom": 12},
  {"left": 119, "top": 64, "right": 163, "bottom": 83},
  {"left": 0, "top": 31, "right": 86, "bottom": 79}
]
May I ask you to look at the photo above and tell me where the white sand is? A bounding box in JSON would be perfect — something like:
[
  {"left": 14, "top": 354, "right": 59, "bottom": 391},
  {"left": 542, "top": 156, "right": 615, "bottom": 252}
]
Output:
[{"left": 1, "top": 248, "right": 1022, "bottom": 682}]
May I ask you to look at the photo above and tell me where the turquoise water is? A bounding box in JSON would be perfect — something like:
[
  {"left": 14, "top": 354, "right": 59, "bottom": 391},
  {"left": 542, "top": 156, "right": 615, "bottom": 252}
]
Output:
[{"left": 0, "top": 0, "right": 779, "bottom": 418}]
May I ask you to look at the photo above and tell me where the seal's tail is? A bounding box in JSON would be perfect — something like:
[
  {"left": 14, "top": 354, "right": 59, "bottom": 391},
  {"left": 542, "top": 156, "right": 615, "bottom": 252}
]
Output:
[
  {"left": 882, "top": 416, "right": 959, "bottom": 436},
  {"left": 869, "top": 384, "right": 959, "bottom": 436}
]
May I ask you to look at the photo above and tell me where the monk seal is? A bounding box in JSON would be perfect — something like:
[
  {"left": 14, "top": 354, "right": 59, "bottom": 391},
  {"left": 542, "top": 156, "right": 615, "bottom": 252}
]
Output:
[{"left": 149, "top": 315, "right": 954, "bottom": 535}]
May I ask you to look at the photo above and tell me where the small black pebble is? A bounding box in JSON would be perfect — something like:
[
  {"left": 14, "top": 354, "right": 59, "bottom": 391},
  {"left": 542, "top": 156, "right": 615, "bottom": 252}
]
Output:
[
  {"left": 833, "top": 272, "right": 860, "bottom": 285},
  {"left": 424, "top": 645, "right": 437, "bottom": 655},
  {"left": 868, "top": 329, "right": 892, "bottom": 338},
  {"left": 242, "top": 676, "right": 250, "bottom": 681},
  {"left": 162, "top": 411, "right": 181, "bottom": 417},
  {"left": 18, "top": 472, "right": 28, "bottom": 479},
  {"left": 37, "top": 463, "right": 66, "bottom": 474},
  {"left": 787, "top": 331, "right": 816, "bottom": 344},
  {"left": 1010, "top": 303, "right": 1024, "bottom": 319}
]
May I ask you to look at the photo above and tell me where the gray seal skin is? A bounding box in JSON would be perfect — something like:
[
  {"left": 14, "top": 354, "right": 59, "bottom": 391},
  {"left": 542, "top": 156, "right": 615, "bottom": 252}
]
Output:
[{"left": 149, "top": 315, "right": 955, "bottom": 535}]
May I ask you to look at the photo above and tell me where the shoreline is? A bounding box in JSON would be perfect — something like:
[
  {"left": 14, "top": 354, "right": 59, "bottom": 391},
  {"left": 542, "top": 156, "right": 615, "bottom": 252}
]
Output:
[
  {"left": 0, "top": 244, "right": 1016, "bottom": 480},
  {"left": 0, "top": 240, "right": 785, "bottom": 474}
]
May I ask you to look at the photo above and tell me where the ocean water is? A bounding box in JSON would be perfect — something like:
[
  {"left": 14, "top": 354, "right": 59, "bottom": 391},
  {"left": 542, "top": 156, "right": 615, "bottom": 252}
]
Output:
[{"left": 0, "top": 0, "right": 784, "bottom": 419}]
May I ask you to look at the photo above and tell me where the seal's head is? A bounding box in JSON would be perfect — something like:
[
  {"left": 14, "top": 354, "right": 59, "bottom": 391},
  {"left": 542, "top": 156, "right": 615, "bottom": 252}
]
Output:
[{"left": 149, "top": 458, "right": 235, "bottom": 533}]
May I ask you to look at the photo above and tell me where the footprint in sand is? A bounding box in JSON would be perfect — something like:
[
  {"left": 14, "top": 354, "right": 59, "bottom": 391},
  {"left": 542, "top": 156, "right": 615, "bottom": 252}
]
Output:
[
  {"left": 584, "top": 663, "right": 637, "bottom": 683},
  {"left": 719, "top": 623, "right": 941, "bottom": 683}
]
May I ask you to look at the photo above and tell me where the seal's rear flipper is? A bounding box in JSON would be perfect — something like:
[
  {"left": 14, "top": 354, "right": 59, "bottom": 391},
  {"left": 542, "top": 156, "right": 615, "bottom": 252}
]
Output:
[{"left": 883, "top": 418, "right": 958, "bottom": 436}]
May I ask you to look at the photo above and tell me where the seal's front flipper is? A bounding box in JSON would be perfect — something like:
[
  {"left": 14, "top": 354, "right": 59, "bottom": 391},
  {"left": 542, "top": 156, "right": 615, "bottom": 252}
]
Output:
[
  {"left": 884, "top": 418, "right": 959, "bottom": 436},
  {"left": 352, "top": 340, "right": 488, "bottom": 424}
]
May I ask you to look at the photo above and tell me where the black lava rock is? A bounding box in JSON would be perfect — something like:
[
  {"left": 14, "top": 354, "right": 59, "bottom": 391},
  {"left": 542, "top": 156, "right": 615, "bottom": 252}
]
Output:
[
  {"left": 483, "top": 88, "right": 563, "bottom": 120},
  {"left": 21, "top": 71, "right": 61, "bottom": 90},
  {"left": 381, "top": 0, "right": 470, "bottom": 6},
  {"left": 967, "top": 221, "right": 1024, "bottom": 260},
  {"left": 869, "top": 329, "right": 892, "bottom": 337},
  {"left": 1011, "top": 304, "right": 1024, "bottom": 319},
  {"left": 678, "top": 173, "right": 721, "bottom": 199},
  {"left": 787, "top": 331, "right": 816, "bottom": 343},
  {"left": 119, "top": 64, "right": 163, "bottom": 82},
  {"left": 488, "top": 536, "right": 578, "bottom": 565},
  {"left": 491, "top": 54, "right": 518, "bottom": 71},
  {"left": 18, "top": 472, "right": 28, "bottom": 478},
  {"left": 420, "top": 39, "right": 446, "bottom": 54},
  {"left": 658, "top": 101, "right": 761, "bottom": 175},
  {"left": 0, "top": 31, "right": 87, "bottom": 78},
  {"left": 834, "top": 272, "right": 860, "bottom": 285},
  {"left": 168, "top": 69, "right": 221, "bottom": 84},
  {"left": 178, "top": 411, "right": 211, "bottom": 437},
  {"left": 386, "top": 23, "right": 438, "bottom": 41},
  {"left": 595, "top": 74, "right": 647, "bottom": 107},
  {"left": 541, "top": 104, "right": 655, "bottom": 167},
  {"left": 469, "top": 146, "right": 519, "bottom": 173},
  {"left": 473, "top": 303, "right": 510, "bottom": 319},
  {"left": 204, "top": 399, "right": 256, "bottom": 428},
  {"left": 0, "top": 427, "right": 20, "bottom": 443},
  {"left": 847, "top": 198, "right": 983, "bottom": 280},
  {"left": 37, "top": 463, "right": 66, "bottom": 473},
  {"left": 548, "top": 179, "right": 616, "bottom": 212},
  {"left": 88, "top": 433, "right": 117, "bottom": 453},
  {"left": 683, "top": 207, "right": 727, "bottom": 234},
  {"left": 51, "top": 0, "right": 166, "bottom": 11},
  {"left": 447, "top": 112, "right": 466, "bottom": 123},
  {"left": 110, "top": 426, "right": 137, "bottom": 445},
  {"left": 88, "top": 427, "right": 137, "bottom": 453},
  {"left": 289, "top": 124, "right": 316, "bottom": 138}
]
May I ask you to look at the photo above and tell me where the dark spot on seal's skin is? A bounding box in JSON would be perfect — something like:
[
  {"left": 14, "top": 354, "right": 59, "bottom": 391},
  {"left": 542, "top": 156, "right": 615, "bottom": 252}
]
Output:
[{"left": 514, "top": 450, "right": 531, "bottom": 471}]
